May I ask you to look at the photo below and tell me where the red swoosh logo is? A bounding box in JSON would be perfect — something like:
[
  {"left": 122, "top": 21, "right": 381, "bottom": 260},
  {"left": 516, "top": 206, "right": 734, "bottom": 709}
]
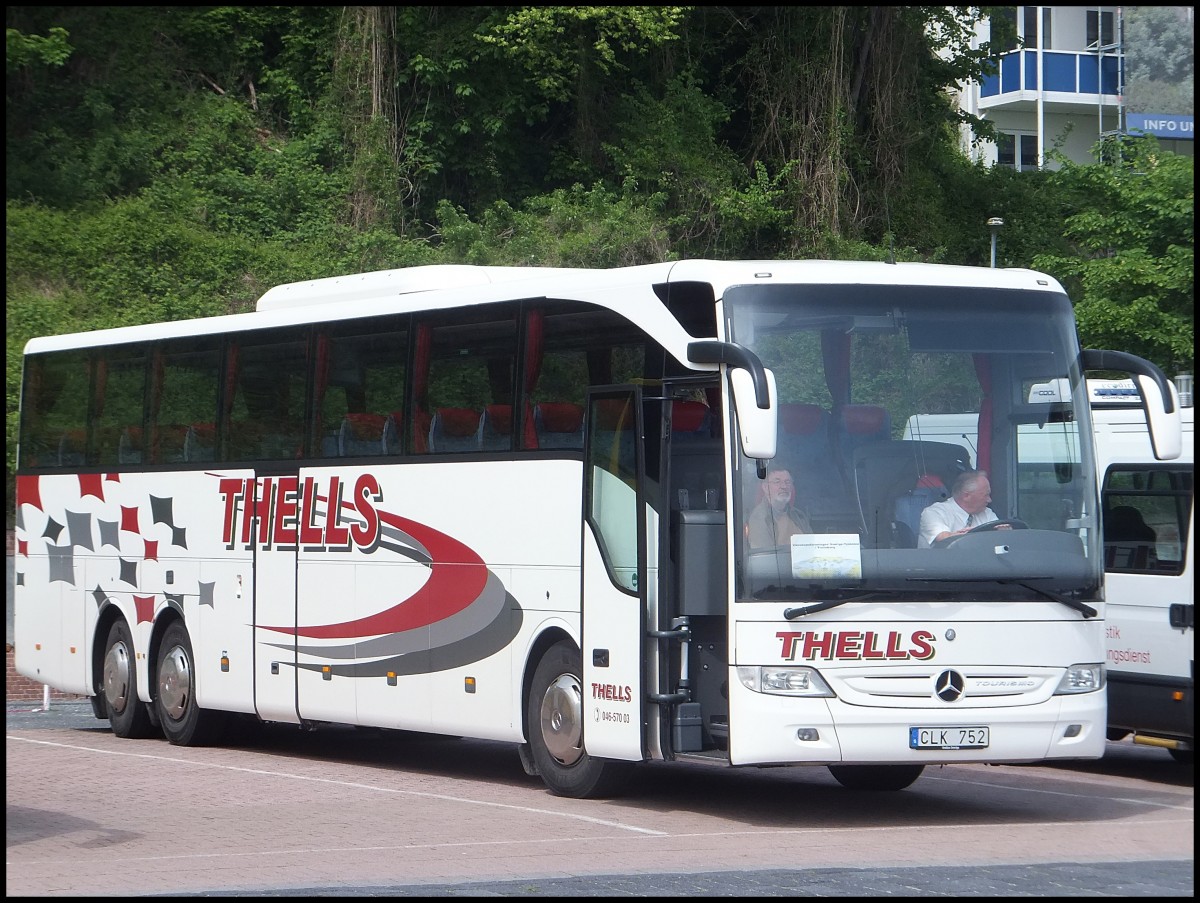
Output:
[{"left": 260, "top": 510, "right": 489, "bottom": 639}]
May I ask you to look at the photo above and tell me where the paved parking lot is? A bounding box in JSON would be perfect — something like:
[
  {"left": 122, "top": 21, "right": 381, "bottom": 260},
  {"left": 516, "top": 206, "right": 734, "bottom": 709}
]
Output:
[{"left": 6, "top": 703, "right": 1193, "bottom": 897}]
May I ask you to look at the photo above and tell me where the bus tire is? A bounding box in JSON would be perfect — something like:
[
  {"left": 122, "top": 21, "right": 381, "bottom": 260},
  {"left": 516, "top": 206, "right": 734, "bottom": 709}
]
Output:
[
  {"left": 155, "top": 621, "right": 227, "bottom": 746},
  {"left": 828, "top": 764, "right": 925, "bottom": 791},
  {"left": 526, "top": 640, "right": 629, "bottom": 799},
  {"left": 89, "top": 692, "right": 107, "bottom": 720},
  {"left": 102, "top": 619, "right": 156, "bottom": 738}
]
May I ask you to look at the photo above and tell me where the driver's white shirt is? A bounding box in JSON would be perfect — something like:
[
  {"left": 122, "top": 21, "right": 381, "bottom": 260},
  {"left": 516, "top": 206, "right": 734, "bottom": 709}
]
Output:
[{"left": 918, "top": 497, "right": 998, "bottom": 548}]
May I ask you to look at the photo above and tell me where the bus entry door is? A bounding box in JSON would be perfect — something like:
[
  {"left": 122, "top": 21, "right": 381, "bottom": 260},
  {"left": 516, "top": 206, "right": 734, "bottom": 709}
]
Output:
[{"left": 581, "top": 387, "right": 649, "bottom": 761}]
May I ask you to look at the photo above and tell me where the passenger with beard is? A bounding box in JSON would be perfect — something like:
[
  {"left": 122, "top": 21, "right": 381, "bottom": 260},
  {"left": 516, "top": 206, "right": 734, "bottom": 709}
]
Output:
[{"left": 746, "top": 466, "right": 813, "bottom": 549}]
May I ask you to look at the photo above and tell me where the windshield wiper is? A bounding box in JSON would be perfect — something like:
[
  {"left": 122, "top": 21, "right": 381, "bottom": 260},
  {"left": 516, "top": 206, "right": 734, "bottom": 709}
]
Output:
[
  {"left": 784, "top": 593, "right": 886, "bottom": 620},
  {"left": 998, "top": 579, "right": 1098, "bottom": 619},
  {"left": 906, "top": 577, "right": 1097, "bottom": 619}
]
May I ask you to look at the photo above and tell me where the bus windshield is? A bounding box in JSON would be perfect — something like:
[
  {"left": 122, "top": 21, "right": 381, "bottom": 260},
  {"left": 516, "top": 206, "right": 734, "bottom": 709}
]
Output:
[{"left": 726, "top": 282, "right": 1102, "bottom": 604}]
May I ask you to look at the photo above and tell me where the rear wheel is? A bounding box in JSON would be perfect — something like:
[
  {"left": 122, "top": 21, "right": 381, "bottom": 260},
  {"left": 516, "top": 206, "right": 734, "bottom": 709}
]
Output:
[
  {"left": 102, "top": 620, "right": 155, "bottom": 738},
  {"left": 155, "top": 621, "right": 227, "bottom": 746},
  {"left": 828, "top": 764, "right": 925, "bottom": 791},
  {"left": 526, "top": 640, "right": 629, "bottom": 798}
]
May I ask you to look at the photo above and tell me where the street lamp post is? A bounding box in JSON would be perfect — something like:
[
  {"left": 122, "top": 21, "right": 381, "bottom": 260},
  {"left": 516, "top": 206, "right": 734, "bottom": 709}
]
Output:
[{"left": 987, "top": 217, "right": 1004, "bottom": 268}]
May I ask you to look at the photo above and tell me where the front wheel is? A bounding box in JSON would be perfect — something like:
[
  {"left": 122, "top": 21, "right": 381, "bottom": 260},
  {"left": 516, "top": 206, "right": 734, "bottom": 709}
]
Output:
[
  {"left": 102, "top": 619, "right": 156, "bottom": 738},
  {"left": 526, "top": 640, "right": 629, "bottom": 798},
  {"left": 155, "top": 621, "right": 227, "bottom": 746},
  {"left": 828, "top": 764, "right": 925, "bottom": 791}
]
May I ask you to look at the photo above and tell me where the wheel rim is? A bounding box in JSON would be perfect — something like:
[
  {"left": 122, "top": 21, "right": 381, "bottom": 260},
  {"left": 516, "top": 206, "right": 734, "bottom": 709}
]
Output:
[
  {"left": 539, "top": 673, "right": 583, "bottom": 766},
  {"left": 158, "top": 643, "right": 193, "bottom": 722},
  {"left": 103, "top": 639, "right": 132, "bottom": 714}
]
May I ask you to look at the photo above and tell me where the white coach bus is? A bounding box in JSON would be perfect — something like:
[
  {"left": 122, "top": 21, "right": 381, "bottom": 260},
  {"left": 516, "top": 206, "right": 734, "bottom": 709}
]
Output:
[{"left": 14, "top": 260, "right": 1183, "bottom": 796}]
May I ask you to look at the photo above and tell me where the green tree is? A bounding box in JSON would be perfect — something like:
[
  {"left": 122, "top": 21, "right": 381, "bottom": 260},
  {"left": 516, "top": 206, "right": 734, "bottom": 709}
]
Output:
[
  {"left": 1123, "top": 6, "right": 1194, "bottom": 115},
  {"left": 1033, "top": 140, "right": 1194, "bottom": 374},
  {"left": 5, "top": 24, "right": 71, "bottom": 70}
]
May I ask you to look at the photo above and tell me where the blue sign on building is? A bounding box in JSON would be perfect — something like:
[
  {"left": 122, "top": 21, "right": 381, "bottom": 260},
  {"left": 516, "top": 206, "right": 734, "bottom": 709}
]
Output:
[{"left": 1126, "top": 113, "right": 1194, "bottom": 140}]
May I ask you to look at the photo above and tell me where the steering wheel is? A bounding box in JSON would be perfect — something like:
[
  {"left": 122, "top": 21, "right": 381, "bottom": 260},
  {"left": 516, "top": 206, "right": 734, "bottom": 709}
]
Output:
[
  {"left": 966, "top": 518, "right": 1028, "bottom": 534},
  {"left": 932, "top": 518, "right": 1028, "bottom": 548}
]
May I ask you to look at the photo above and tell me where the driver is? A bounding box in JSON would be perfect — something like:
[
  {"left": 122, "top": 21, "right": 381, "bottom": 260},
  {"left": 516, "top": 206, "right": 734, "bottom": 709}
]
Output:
[{"left": 919, "top": 470, "right": 1006, "bottom": 547}]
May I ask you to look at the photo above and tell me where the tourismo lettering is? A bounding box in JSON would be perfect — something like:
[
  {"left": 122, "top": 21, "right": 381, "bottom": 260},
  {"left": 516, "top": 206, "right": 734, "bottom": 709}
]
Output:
[
  {"left": 775, "top": 629, "right": 936, "bottom": 661},
  {"left": 219, "top": 474, "right": 381, "bottom": 551}
]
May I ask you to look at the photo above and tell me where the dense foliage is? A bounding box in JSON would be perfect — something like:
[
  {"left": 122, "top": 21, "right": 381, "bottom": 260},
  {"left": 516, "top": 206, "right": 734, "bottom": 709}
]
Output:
[{"left": 5, "top": 6, "right": 1194, "bottom": 515}]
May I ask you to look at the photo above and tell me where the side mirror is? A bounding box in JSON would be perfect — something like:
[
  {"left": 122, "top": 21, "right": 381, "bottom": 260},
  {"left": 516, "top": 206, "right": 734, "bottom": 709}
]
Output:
[
  {"left": 731, "top": 367, "right": 778, "bottom": 460},
  {"left": 1135, "top": 375, "right": 1182, "bottom": 460},
  {"left": 687, "top": 340, "right": 778, "bottom": 461},
  {"left": 1080, "top": 349, "right": 1182, "bottom": 460}
]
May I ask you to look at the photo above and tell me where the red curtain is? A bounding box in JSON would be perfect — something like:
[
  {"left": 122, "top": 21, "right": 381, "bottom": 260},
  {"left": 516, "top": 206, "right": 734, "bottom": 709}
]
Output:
[
  {"left": 311, "top": 333, "right": 331, "bottom": 454},
  {"left": 522, "top": 308, "right": 544, "bottom": 448},
  {"left": 973, "top": 354, "right": 992, "bottom": 474},
  {"left": 411, "top": 323, "right": 432, "bottom": 453}
]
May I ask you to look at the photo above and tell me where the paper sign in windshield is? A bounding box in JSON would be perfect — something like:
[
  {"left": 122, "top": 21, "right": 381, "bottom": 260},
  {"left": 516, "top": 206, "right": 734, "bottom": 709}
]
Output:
[{"left": 791, "top": 533, "right": 863, "bottom": 579}]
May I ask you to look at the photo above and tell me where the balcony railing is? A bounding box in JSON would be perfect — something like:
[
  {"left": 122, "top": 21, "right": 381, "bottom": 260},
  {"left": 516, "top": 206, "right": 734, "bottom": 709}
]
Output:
[{"left": 981, "top": 50, "right": 1120, "bottom": 98}]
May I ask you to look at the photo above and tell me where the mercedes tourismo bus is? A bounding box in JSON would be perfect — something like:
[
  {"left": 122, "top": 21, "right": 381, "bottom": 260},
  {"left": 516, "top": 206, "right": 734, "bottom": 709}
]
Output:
[{"left": 14, "top": 260, "right": 1184, "bottom": 796}]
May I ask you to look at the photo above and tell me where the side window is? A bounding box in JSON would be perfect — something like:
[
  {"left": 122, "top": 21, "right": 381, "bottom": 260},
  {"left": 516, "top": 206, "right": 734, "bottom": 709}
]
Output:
[
  {"left": 314, "top": 318, "right": 408, "bottom": 458},
  {"left": 528, "top": 301, "right": 648, "bottom": 451},
  {"left": 528, "top": 308, "right": 591, "bottom": 451},
  {"left": 415, "top": 306, "right": 517, "bottom": 455},
  {"left": 19, "top": 350, "right": 91, "bottom": 469},
  {"left": 227, "top": 329, "right": 310, "bottom": 462},
  {"left": 155, "top": 337, "right": 223, "bottom": 464},
  {"left": 93, "top": 345, "right": 148, "bottom": 467},
  {"left": 1102, "top": 466, "right": 1193, "bottom": 575}
]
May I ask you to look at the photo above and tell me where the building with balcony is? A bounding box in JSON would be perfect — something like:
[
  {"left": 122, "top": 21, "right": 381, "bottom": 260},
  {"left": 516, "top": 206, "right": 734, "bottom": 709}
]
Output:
[{"left": 953, "top": 6, "right": 1194, "bottom": 170}]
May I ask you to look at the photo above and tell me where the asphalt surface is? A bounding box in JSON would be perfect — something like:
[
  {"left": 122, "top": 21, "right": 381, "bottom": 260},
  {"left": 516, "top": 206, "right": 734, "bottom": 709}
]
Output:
[
  {"left": 8, "top": 701, "right": 1194, "bottom": 897},
  {"left": 162, "top": 861, "right": 1195, "bottom": 897}
]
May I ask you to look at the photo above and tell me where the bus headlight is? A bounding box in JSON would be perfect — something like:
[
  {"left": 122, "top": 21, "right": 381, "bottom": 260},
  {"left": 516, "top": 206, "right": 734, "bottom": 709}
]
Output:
[
  {"left": 737, "top": 666, "right": 834, "bottom": 697},
  {"left": 1054, "top": 663, "right": 1105, "bottom": 694}
]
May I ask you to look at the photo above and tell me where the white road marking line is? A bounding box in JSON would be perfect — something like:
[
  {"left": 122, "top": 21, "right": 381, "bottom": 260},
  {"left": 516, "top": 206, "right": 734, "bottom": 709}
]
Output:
[{"left": 6, "top": 735, "right": 666, "bottom": 835}]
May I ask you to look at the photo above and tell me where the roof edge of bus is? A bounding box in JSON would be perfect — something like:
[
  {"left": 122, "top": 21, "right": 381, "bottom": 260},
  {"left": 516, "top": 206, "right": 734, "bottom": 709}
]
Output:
[
  {"left": 254, "top": 264, "right": 599, "bottom": 312},
  {"left": 255, "top": 260, "right": 1066, "bottom": 312}
]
